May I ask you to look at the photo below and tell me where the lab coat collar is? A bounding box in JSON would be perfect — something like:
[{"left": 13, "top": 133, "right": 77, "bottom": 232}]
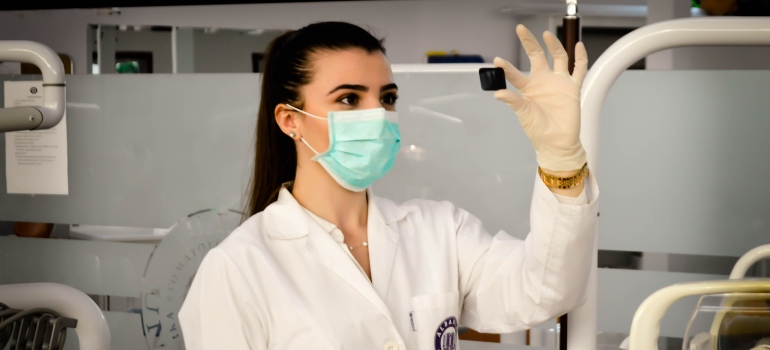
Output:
[
  {"left": 262, "top": 185, "right": 408, "bottom": 240},
  {"left": 367, "top": 195, "right": 403, "bottom": 299},
  {"left": 262, "top": 186, "right": 312, "bottom": 240},
  {"left": 304, "top": 213, "right": 397, "bottom": 323},
  {"left": 368, "top": 186, "right": 409, "bottom": 225},
  {"left": 263, "top": 184, "right": 407, "bottom": 321}
]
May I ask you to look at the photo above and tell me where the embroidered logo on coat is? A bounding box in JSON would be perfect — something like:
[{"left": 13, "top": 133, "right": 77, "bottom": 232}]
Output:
[{"left": 434, "top": 316, "right": 458, "bottom": 350}]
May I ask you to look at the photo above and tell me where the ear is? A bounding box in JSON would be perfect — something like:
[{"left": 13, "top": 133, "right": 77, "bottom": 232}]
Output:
[{"left": 274, "top": 103, "right": 299, "bottom": 140}]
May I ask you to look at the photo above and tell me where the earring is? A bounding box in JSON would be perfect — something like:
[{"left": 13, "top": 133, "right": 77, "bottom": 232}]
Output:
[{"left": 289, "top": 131, "right": 296, "bottom": 139}]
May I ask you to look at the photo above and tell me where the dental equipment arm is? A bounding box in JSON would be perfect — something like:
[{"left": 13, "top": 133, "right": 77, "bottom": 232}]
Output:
[
  {"left": 731, "top": 244, "right": 770, "bottom": 279},
  {"left": 628, "top": 280, "right": 770, "bottom": 350},
  {"left": 0, "top": 283, "right": 110, "bottom": 350},
  {"left": 0, "top": 41, "right": 65, "bottom": 133},
  {"left": 570, "top": 17, "right": 770, "bottom": 350}
]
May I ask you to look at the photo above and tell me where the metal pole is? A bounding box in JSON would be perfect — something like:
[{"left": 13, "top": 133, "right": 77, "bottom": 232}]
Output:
[
  {"left": 560, "top": 1, "right": 580, "bottom": 347},
  {"left": 172, "top": 26, "right": 178, "bottom": 74}
]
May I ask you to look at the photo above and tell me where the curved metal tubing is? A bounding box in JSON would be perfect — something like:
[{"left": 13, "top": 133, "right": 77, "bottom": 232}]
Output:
[
  {"left": 0, "top": 41, "right": 66, "bottom": 131},
  {"left": 570, "top": 17, "right": 770, "bottom": 350}
]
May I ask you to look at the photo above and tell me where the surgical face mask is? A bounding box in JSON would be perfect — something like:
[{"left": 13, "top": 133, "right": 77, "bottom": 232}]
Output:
[{"left": 286, "top": 104, "right": 401, "bottom": 192}]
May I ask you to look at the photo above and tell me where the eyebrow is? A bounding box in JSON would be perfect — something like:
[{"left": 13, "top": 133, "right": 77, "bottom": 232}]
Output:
[{"left": 327, "top": 83, "right": 399, "bottom": 95}]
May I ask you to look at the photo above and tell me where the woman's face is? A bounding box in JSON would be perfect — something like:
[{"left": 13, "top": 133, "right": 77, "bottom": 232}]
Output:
[{"left": 294, "top": 49, "right": 397, "bottom": 155}]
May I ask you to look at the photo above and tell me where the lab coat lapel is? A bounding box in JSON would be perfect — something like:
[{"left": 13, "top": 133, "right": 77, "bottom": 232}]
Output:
[
  {"left": 367, "top": 190, "right": 410, "bottom": 301},
  {"left": 368, "top": 198, "right": 400, "bottom": 300},
  {"left": 305, "top": 224, "right": 395, "bottom": 322}
]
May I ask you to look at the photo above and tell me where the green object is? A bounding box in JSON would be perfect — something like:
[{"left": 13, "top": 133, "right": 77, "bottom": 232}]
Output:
[{"left": 116, "top": 61, "right": 139, "bottom": 74}]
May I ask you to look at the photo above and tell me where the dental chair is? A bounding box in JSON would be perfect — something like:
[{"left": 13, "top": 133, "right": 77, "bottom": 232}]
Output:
[{"left": 627, "top": 245, "right": 770, "bottom": 350}]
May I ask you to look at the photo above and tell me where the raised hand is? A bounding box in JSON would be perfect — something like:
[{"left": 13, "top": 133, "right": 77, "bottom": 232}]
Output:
[{"left": 494, "top": 24, "right": 588, "bottom": 172}]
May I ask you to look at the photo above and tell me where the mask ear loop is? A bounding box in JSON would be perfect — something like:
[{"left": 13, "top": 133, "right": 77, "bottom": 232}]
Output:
[
  {"left": 285, "top": 104, "right": 326, "bottom": 120},
  {"left": 285, "top": 104, "right": 325, "bottom": 155},
  {"left": 300, "top": 138, "right": 320, "bottom": 155}
]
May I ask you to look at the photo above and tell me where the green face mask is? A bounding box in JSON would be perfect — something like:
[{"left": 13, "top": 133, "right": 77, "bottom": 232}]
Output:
[{"left": 287, "top": 105, "right": 401, "bottom": 192}]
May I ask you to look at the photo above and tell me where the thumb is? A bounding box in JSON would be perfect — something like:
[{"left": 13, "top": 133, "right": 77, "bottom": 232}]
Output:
[{"left": 494, "top": 89, "right": 528, "bottom": 115}]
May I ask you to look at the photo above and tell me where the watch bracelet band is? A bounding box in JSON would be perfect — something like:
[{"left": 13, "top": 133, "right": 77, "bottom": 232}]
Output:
[{"left": 538, "top": 163, "right": 589, "bottom": 189}]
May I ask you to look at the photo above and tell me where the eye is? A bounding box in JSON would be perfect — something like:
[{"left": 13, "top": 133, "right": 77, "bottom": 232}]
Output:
[
  {"left": 338, "top": 93, "right": 360, "bottom": 106},
  {"left": 381, "top": 92, "right": 399, "bottom": 106}
]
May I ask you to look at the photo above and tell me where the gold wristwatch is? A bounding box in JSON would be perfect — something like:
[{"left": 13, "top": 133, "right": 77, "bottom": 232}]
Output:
[{"left": 538, "top": 163, "right": 589, "bottom": 189}]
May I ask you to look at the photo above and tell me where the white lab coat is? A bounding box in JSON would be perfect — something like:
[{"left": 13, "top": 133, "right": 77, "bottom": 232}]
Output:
[{"left": 179, "top": 175, "right": 599, "bottom": 350}]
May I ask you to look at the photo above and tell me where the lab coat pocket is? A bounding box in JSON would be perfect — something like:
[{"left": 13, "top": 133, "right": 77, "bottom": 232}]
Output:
[{"left": 410, "top": 291, "right": 460, "bottom": 350}]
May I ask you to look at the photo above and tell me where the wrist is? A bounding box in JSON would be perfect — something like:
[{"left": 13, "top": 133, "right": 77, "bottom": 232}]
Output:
[
  {"left": 538, "top": 162, "right": 589, "bottom": 190},
  {"left": 535, "top": 144, "right": 587, "bottom": 172}
]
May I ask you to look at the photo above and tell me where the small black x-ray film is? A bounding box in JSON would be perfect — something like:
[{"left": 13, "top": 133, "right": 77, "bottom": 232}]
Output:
[{"left": 479, "top": 67, "right": 506, "bottom": 91}]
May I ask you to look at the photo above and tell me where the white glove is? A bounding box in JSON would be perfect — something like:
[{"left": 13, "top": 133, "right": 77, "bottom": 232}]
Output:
[{"left": 494, "top": 24, "right": 588, "bottom": 172}]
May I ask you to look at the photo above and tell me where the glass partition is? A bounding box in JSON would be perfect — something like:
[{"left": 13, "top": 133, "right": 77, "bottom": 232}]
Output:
[{"left": 1, "top": 69, "right": 770, "bottom": 349}]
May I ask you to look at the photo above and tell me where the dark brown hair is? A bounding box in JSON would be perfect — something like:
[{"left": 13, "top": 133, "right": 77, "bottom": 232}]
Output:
[{"left": 245, "top": 22, "right": 386, "bottom": 217}]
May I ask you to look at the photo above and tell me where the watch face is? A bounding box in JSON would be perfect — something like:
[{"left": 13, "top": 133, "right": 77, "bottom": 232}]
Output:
[{"left": 140, "top": 208, "right": 242, "bottom": 350}]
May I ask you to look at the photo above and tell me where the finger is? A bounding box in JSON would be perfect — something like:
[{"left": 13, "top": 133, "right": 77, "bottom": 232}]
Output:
[
  {"left": 543, "top": 31, "right": 569, "bottom": 74},
  {"left": 571, "top": 42, "right": 589, "bottom": 82},
  {"left": 494, "top": 57, "right": 530, "bottom": 89},
  {"left": 516, "top": 24, "right": 548, "bottom": 72},
  {"left": 494, "top": 89, "right": 528, "bottom": 115}
]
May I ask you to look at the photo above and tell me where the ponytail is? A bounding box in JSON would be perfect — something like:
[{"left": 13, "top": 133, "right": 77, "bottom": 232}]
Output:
[{"left": 245, "top": 31, "right": 299, "bottom": 217}]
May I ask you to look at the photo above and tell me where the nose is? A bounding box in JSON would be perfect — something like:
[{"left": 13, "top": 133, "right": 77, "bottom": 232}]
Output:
[{"left": 362, "top": 93, "right": 384, "bottom": 110}]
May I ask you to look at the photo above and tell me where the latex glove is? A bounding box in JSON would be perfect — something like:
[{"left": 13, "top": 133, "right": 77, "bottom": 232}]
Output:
[{"left": 494, "top": 24, "right": 588, "bottom": 172}]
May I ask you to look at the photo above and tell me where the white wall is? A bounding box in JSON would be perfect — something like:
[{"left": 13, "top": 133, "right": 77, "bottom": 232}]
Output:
[
  {"left": 177, "top": 27, "right": 195, "bottom": 73},
  {"left": 0, "top": 1, "right": 527, "bottom": 74},
  {"left": 193, "top": 29, "right": 283, "bottom": 73},
  {"left": 0, "top": 0, "right": 767, "bottom": 74}
]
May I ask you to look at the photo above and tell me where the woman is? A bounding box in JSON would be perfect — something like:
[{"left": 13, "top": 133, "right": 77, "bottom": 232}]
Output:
[{"left": 179, "top": 21, "right": 598, "bottom": 350}]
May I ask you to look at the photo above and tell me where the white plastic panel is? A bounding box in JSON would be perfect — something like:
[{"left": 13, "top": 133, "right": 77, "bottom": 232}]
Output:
[{"left": 598, "top": 70, "right": 770, "bottom": 257}]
